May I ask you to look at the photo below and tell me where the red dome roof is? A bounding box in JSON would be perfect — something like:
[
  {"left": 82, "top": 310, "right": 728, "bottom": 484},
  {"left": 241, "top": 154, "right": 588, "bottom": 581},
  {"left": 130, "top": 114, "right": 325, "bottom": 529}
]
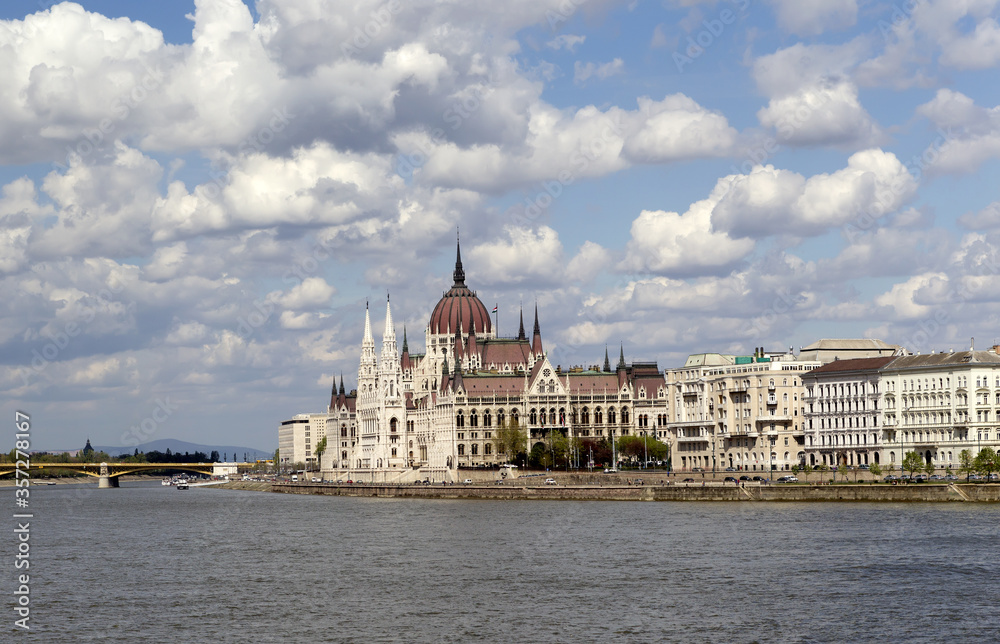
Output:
[{"left": 428, "top": 240, "right": 493, "bottom": 336}]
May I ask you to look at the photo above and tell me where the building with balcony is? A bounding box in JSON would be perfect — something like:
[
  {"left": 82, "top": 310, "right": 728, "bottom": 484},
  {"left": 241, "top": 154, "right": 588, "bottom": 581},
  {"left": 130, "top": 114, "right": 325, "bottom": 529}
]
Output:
[
  {"left": 803, "top": 348, "right": 1000, "bottom": 471},
  {"left": 666, "top": 349, "right": 822, "bottom": 473}
]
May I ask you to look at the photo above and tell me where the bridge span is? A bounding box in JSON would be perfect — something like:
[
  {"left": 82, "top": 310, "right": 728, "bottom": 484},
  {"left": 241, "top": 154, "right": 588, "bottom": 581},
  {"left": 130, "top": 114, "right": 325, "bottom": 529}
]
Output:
[{"left": 0, "top": 462, "right": 250, "bottom": 488}]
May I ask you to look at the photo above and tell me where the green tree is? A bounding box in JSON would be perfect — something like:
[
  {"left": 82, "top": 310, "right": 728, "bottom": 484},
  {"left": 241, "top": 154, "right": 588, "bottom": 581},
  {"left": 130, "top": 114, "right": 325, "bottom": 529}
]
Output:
[
  {"left": 959, "top": 449, "right": 975, "bottom": 481},
  {"left": 616, "top": 435, "right": 668, "bottom": 465},
  {"left": 816, "top": 463, "right": 829, "bottom": 481},
  {"left": 902, "top": 451, "right": 924, "bottom": 481},
  {"left": 492, "top": 419, "right": 527, "bottom": 464},
  {"left": 868, "top": 462, "right": 882, "bottom": 483},
  {"left": 837, "top": 463, "right": 848, "bottom": 482},
  {"left": 314, "top": 436, "right": 327, "bottom": 470},
  {"left": 923, "top": 461, "right": 935, "bottom": 478},
  {"left": 974, "top": 447, "right": 1000, "bottom": 480}
]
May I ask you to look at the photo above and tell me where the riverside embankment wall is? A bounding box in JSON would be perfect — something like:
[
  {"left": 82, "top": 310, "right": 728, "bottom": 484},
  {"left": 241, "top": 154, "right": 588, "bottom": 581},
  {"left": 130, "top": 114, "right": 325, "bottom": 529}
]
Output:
[{"left": 217, "top": 481, "right": 1000, "bottom": 502}]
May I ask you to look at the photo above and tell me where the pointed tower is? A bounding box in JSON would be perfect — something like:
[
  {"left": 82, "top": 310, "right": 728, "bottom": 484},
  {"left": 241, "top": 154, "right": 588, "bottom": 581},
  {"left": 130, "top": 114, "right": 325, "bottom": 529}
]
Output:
[
  {"left": 466, "top": 319, "right": 478, "bottom": 371},
  {"left": 603, "top": 346, "right": 611, "bottom": 372},
  {"left": 359, "top": 301, "right": 377, "bottom": 398},
  {"left": 517, "top": 306, "right": 526, "bottom": 341},
  {"left": 531, "top": 304, "right": 543, "bottom": 356},
  {"left": 453, "top": 231, "right": 466, "bottom": 286},
  {"left": 452, "top": 351, "right": 464, "bottom": 392},
  {"left": 329, "top": 376, "right": 338, "bottom": 411},
  {"left": 617, "top": 343, "right": 626, "bottom": 370},
  {"left": 380, "top": 294, "right": 398, "bottom": 363},
  {"left": 401, "top": 326, "right": 411, "bottom": 372}
]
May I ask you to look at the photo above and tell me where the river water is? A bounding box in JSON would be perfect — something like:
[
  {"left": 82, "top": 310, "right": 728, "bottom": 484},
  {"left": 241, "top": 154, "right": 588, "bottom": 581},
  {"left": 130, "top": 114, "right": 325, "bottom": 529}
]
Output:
[{"left": 7, "top": 482, "right": 1000, "bottom": 642}]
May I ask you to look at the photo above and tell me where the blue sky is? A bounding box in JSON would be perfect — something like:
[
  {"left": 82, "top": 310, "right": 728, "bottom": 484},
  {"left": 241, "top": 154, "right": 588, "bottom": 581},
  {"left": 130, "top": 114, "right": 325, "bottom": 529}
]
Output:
[{"left": 4, "top": 0, "right": 1000, "bottom": 451}]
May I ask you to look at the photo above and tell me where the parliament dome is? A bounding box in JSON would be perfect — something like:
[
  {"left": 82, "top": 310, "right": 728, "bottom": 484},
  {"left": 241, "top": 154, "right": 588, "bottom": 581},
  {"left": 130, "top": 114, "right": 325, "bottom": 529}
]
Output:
[{"left": 428, "top": 240, "right": 492, "bottom": 336}]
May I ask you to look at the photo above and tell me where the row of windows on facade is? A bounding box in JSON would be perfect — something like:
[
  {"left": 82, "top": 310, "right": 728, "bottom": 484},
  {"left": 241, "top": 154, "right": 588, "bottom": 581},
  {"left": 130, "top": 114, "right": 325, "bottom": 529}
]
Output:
[
  {"left": 889, "top": 376, "right": 1000, "bottom": 391},
  {"left": 808, "top": 382, "right": 879, "bottom": 398},
  {"left": 453, "top": 407, "right": 638, "bottom": 427}
]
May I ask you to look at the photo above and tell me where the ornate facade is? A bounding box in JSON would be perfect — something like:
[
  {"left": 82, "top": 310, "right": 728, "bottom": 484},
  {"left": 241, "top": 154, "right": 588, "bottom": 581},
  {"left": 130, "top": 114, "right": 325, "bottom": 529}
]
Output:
[{"left": 295, "top": 240, "right": 669, "bottom": 482}]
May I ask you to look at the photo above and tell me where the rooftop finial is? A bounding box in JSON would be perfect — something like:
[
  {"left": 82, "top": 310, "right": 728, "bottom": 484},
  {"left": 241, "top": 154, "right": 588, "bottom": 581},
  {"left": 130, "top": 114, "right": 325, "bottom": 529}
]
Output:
[{"left": 453, "top": 229, "right": 465, "bottom": 286}]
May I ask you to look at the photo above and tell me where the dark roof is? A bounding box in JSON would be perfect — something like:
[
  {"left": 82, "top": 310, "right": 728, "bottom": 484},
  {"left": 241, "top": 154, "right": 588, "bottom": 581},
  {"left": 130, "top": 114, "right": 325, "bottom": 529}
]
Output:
[
  {"left": 885, "top": 351, "right": 1000, "bottom": 369},
  {"left": 806, "top": 356, "right": 896, "bottom": 375}
]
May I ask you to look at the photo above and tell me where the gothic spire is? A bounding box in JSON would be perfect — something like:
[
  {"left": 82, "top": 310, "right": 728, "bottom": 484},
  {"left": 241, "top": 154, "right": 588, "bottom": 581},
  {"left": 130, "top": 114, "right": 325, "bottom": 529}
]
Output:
[
  {"left": 402, "top": 325, "right": 408, "bottom": 353},
  {"left": 339, "top": 373, "right": 345, "bottom": 395},
  {"left": 531, "top": 303, "right": 543, "bottom": 355},
  {"left": 363, "top": 300, "right": 373, "bottom": 345},
  {"left": 517, "top": 306, "right": 526, "bottom": 341},
  {"left": 603, "top": 346, "right": 611, "bottom": 372},
  {"left": 453, "top": 231, "right": 466, "bottom": 286},
  {"left": 618, "top": 343, "right": 626, "bottom": 370}
]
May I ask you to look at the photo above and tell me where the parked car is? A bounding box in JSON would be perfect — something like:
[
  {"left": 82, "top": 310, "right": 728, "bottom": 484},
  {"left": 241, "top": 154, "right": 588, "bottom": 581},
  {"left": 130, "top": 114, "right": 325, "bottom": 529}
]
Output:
[
  {"left": 544, "top": 478, "right": 557, "bottom": 485},
  {"left": 723, "top": 476, "right": 737, "bottom": 482},
  {"left": 463, "top": 479, "right": 473, "bottom": 484},
  {"left": 604, "top": 468, "right": 618, "bottom": 473},
  {"left": 739, "top": 475, "right": 750, "bottom": 481},
  {"left": 883, "top": 475, "right": 899, "bottom": 481},
  {"left": 682, "top": 477, "right": 695, "bottom": 482},
  {"left": 776, "top": 475, "right": 798, "bottom": 483},
  {"left": 724, "top": 467, "right": 736, "bottom": 472},
  {"left": 751, "top": 476, "right": 763, "bottom": 481},
  {"left": 858, "top": 464, "right": 869, "bottom": 470},
  {"left": 692, "top": 467, "right": 704, "bottom": 472}
]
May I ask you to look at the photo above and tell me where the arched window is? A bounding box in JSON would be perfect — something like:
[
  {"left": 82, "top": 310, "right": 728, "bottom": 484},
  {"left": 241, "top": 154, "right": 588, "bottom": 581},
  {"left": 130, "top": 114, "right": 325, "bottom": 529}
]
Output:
[
  {"left": 582, "top": 407, "right": 590, "bottom": 424},
  {"left": 595, "top": 408, "right": 603, "bottom": 424},
  {"left": 622, "top": 407, "right": 630, "bottom": 424},
  {"left": 471, "top": 444, "right": 479, "bottom": 456},
  {"left": 511, "top": 409, "right": 519, "bottom": 424},
  {"left": 456, "top": 411, "right": 464, "bottom": 428},
  {"left": 483, "top": 410, "right": 492, "bottom": 427},
  {"left": 390, "top": 418, "right": 398, "bottom": 433},
  {"left": 458, "top": 444, "right": 465, "bottom": 456},
  {"left": 485, "top": 444, "right": 492, "bottom": 455},
  {"left": 549, "top": 408, "right": 556, "bottom": 424},
  {"left": 530, "top": 408, "right": 538, "bottom": 424},
  {"left": 497, "top": 410, "right": 505, "bottom": 426},
  {"left": 608, "top": 408, "right": 617, "bottom": 424},
  {"left": 559, "top": 408, "right": 566, "bottom": 424},
  {"left": 470, "top": 410, "right": 478, "bottom": 427}
]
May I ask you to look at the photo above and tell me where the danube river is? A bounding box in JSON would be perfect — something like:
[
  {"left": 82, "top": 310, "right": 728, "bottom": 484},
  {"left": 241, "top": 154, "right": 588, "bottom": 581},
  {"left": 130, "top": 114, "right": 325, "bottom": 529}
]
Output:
[{"left": 11, "top": 482, "right": 1000, "bottom": 642}]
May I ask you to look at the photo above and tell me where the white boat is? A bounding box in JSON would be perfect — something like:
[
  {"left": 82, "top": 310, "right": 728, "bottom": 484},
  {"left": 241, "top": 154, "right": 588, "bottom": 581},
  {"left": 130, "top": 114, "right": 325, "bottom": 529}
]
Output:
[{"left": 176, "top": 482, "right": 189, "bottom": 490}]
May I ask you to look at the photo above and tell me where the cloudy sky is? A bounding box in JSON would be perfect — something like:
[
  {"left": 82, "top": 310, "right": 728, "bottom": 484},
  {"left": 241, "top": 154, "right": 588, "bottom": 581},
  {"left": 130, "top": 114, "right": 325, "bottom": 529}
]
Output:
[{"left": 4, "top": 0, "right": 1000, "bottom": 451}]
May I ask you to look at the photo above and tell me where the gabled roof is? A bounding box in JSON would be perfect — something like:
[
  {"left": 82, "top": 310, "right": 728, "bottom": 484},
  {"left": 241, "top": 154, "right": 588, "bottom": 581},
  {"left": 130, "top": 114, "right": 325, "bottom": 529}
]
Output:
[
  {"left": 461, "top": 374, "right": 526, "bottom": 396},
  {"left": 885, "top": 351, "right": 1000, "bottom": 369},
  {"left": 805, "top": 356, "right": 896, "bottom": 376},
  {"left": 802, "top": 338, "right": 897, "bottom": 351},
  {"left": 566, "top": 373, "right": 620, "bottom": 394},
  {"left": 479, "top": 338, "right": 532, "bottom": 367}
]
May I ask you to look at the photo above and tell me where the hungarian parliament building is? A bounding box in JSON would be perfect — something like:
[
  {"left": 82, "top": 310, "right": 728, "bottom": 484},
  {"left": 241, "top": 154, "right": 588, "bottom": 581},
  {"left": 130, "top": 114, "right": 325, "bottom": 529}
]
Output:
[{"left": 279, "top": 241, "right": 1000, "bottom": 481}]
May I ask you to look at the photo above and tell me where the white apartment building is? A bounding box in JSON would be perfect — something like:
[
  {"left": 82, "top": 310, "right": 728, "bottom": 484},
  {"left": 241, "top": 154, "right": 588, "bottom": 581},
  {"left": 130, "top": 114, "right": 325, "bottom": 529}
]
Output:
[
  {"left": 802, "top": 356, "right": 896, "bottom": 468},
  {"left": 804, "top": 349, "right": 1000, "bottom": 470},
  {"left": 666, "top": 350, "right": 821, "bottom": 473},
  {"left": 277, "top": 412, "right": 330, "bottom": 469}
]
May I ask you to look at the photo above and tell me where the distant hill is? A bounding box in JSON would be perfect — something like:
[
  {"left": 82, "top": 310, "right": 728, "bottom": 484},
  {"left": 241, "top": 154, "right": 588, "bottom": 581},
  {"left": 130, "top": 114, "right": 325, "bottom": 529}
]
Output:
[{"left": 81, "top": 438, "right": 273, "bottom": 461}]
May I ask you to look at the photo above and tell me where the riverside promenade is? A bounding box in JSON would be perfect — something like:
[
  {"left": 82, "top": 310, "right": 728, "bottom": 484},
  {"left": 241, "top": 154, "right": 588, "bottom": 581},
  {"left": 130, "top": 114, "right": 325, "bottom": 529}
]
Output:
[{"left": 217, "top": 479, "right": 1000, "bottom": 502}]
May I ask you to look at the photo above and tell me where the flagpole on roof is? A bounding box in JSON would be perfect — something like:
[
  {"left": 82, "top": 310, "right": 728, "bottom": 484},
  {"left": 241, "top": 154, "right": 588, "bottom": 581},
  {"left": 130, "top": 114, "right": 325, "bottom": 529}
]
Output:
[{"left": 493, "top": 303, "right": 498, "bottom": 337}]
